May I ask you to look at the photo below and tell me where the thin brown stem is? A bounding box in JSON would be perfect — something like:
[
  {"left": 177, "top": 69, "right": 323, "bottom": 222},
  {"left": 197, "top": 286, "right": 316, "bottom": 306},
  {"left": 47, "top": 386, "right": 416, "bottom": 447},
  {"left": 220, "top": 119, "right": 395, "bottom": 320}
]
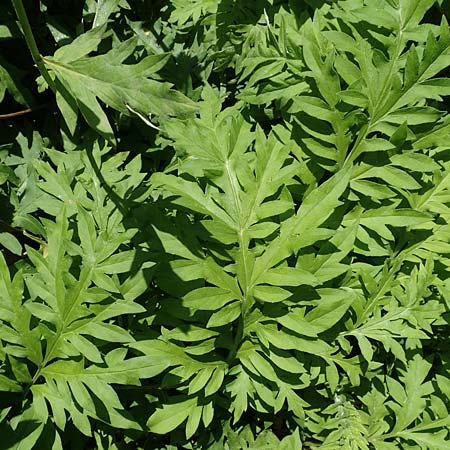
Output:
[
  {"left": 0, "top": 103, "right": 48, "bottom": 119},
  {"left": 0, "top": 107, "right": 32, "bottom": 119}
]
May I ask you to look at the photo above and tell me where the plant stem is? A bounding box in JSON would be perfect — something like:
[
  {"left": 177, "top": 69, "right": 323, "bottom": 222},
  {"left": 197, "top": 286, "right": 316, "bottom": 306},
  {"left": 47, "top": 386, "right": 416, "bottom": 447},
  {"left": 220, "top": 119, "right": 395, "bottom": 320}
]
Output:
[
  {"left": 0, "top": 103, "right": 48, "bottom": 119},
  {"left": 11, "top": 0, "right": 56, "bottom": 93}
]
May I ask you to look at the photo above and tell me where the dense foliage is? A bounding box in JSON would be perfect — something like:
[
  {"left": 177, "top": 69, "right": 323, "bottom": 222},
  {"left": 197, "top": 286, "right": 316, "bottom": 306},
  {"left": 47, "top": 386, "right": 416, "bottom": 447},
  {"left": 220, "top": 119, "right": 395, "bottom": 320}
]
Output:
[{"left": 1, "top": 0, "right": 450, "bottom": 448}]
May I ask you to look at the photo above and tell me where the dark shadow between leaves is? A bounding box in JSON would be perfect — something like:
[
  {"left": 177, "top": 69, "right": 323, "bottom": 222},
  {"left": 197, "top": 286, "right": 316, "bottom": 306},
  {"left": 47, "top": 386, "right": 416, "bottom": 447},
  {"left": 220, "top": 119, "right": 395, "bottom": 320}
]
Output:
[{"left": 0, "top": 418, "right": 42, "bottom": 449}]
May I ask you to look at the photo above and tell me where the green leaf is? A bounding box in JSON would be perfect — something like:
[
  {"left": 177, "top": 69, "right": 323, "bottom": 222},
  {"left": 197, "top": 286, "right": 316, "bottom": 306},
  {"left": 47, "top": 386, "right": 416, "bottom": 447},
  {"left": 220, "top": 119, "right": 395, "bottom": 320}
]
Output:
[
  {"left": 253, "top": 285, "right": 291, "bottom": 303},
  {"left": 0, "top": 232, "right": 22, "bottom": 255},
  {"left": 93, "top": 0, "right": 121, "bottom": 27},
  {"left": 227, "top": 366, "right": 253, "bottom": 423},
  {"left": 397, "top": 430, "right": 450, "bottom": 449},
  {"left": 207, "top": 300, "right": 241, "bottom": 327},
  {"left": 183, "top": 287, "right": 237, "bottom": 311},
  {"left": 44, "top": 47, "right": 197, "bottom": 141},
  {"left": 53, "top": 25, "right": 107, "bottom": 64},
  {"left": 259, "top": 266, "right": 318, "bottom": 287},
  {"left": 147, "top": 397, "right": 197, "bottom": 434},
  {"left": 391, "top": 355, "right": 433, "bottom": 433},
  {"left": 251, "top": 165, "right": 352, "bottom": 285}
]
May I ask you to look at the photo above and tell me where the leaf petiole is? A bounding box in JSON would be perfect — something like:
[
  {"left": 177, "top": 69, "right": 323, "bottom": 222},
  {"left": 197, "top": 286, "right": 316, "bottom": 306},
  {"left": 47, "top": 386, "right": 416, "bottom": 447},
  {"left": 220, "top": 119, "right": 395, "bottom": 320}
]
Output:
[{"left": 11, "top": 0, "right": 56, "bottom": 93}]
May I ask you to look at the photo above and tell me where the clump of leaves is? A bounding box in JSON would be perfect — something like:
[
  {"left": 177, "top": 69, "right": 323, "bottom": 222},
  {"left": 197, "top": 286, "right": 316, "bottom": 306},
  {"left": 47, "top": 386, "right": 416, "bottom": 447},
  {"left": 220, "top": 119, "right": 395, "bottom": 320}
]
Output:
[{"left": 1, "top": 0, "right": 450, "bottom": 449}]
